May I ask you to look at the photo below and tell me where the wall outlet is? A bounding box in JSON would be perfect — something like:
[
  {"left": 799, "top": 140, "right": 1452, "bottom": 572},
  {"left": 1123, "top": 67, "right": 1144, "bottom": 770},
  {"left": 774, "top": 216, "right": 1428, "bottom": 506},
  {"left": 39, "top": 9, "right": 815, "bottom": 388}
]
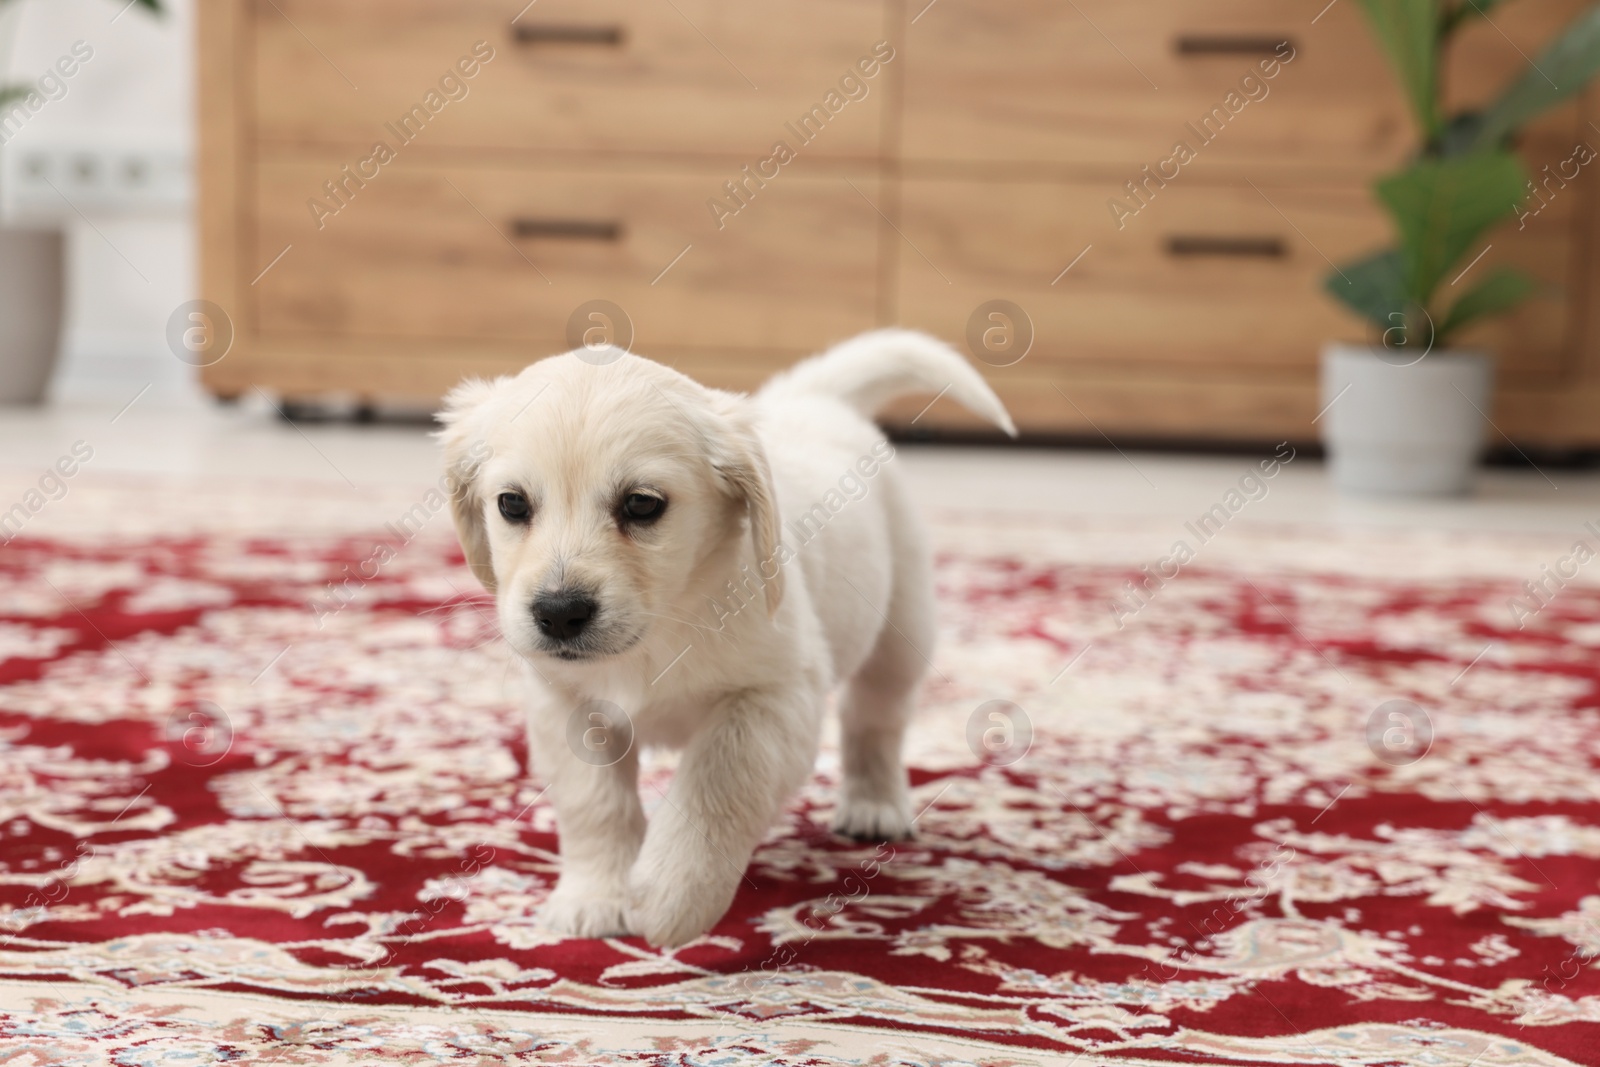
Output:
[{"left": 1, "top": 139, "right": 190, "bottom": 220}]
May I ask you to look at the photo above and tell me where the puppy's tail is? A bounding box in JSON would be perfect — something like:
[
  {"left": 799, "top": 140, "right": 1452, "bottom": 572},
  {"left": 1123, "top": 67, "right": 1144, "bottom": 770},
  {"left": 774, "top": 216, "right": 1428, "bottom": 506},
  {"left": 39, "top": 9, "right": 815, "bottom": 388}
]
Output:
[{"left": 760, "top": 329, "right": 1018, "bottom": 437}]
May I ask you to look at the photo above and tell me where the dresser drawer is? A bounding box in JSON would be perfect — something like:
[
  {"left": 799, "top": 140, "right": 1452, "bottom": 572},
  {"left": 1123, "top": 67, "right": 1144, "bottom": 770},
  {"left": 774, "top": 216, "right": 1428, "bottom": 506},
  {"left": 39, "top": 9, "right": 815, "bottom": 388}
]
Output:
[
  {"left": 899, "top": 0, "right": 1587, "bottom": 173},
  {"left": 251, "top": 159, "right": 883, "bottom": 357},
  {"left": 893, "top": 177, "right": 1571, "bottom": 377},
  {"left": 253, "top": 0, "right": 892, "bottom": 159}
]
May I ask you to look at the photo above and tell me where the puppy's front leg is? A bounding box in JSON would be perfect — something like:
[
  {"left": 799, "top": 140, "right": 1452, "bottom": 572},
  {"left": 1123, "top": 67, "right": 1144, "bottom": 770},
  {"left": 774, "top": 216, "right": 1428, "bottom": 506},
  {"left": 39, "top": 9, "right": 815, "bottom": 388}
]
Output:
[
  {"left": 529, "top": 704, "right": 646, "bottom": 938},
  {"left": 627, "top": 688, "right": 819, "bottom": 948}
]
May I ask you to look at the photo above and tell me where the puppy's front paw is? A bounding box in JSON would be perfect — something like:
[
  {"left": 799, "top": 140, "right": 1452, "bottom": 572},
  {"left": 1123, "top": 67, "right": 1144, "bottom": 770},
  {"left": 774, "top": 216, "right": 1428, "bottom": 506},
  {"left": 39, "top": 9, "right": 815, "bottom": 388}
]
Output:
[
  {"left": 625, "top": 851, "right": 739, "bottom": 949},
  {"left": 831, "top": 795, "right": 913, "bottom": 842},
  {"left": 539, "top": 878, "right": 632, "bottom": 938}
]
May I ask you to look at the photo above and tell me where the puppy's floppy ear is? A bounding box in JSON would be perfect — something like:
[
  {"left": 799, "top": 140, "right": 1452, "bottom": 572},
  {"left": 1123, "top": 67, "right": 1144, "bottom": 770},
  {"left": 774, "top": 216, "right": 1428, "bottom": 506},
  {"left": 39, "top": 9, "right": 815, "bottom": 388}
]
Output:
[
  {"left": 435, "top": 377, "right": 503, "bottom": 593},
  {"left": 707, "top": 403, "right": 784, "bottom": 617}
]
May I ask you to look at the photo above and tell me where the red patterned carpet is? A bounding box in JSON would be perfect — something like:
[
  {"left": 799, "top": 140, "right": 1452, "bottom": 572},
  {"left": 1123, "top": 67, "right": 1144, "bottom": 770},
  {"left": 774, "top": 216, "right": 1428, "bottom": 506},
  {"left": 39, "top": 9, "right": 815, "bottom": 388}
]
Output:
[{"left": 1, "top": 477, "right": 1599, "bottom": 1064}]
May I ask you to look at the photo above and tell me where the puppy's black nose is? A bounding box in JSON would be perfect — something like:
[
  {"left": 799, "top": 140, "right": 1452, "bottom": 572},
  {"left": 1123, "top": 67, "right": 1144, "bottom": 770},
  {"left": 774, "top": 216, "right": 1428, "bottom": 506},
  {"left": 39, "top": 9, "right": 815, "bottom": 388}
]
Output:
[{"left": 532, "top": 591, "right": 597, "bottom": 642}]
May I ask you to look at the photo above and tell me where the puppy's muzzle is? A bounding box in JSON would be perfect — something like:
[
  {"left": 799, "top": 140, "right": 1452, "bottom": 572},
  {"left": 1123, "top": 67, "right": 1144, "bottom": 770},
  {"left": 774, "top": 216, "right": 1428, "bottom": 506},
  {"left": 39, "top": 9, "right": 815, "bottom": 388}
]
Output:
[{"left": 532, "top": 589, "right": 598, "bottom": 643}]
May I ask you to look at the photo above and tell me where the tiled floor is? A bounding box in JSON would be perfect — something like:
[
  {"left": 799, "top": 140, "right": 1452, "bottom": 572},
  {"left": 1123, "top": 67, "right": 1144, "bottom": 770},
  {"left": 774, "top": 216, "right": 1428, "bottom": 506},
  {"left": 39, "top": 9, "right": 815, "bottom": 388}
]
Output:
[{"left": 1, "top": 397, "right": 1598, "bottom": 540}]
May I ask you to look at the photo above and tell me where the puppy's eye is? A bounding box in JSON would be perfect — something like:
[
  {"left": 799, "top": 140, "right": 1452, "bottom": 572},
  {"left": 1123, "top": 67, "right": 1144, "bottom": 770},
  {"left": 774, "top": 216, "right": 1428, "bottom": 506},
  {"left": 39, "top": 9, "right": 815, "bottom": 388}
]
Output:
[
  {"left": 498, "top": 492, "right": 531, "bottom": 523},
  {"left": 620, "top": 492, "right": 665, "bottom": 524}
]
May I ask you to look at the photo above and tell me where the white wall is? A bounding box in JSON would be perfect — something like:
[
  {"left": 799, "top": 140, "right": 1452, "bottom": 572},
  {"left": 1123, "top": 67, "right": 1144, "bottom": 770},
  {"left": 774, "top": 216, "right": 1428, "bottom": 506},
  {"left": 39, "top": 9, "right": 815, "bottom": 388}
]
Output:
[{"left": 1, "top": 0, "right": 196, "bottom": 404}]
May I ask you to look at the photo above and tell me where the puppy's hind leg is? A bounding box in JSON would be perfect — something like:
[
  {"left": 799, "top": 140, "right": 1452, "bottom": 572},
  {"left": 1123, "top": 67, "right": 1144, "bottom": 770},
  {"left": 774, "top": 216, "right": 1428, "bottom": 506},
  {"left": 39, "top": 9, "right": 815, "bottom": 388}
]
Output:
[{"left": 831, "top": 549, "right": 933, "bottom": 842}]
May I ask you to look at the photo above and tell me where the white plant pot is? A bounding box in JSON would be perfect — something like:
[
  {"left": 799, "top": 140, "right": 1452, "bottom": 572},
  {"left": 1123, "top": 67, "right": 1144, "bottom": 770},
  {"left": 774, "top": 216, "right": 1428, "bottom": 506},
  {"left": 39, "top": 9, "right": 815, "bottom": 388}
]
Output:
[
  {"left": 1319, "top": 342, "right": 1493, "bottom": 496},
  {"left": 0, "top": 227, "right": 65, "bottom": 405}
]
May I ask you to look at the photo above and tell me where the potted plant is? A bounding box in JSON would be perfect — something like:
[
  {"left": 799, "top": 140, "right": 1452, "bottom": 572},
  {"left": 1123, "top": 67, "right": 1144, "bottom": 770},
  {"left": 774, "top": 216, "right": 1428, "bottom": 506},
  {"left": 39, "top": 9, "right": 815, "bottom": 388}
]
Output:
[
  {"left": 0, "top": 0, "right": 160, "bottom": 404},
  {"left": 1321, "top": 1, "right": 1600, "bottom": 495}
]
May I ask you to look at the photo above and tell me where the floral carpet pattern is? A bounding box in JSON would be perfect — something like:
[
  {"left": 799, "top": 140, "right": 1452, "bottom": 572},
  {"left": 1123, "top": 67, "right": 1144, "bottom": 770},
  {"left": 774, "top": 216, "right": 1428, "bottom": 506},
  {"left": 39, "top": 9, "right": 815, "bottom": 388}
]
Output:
[{"left": 1, "top": 477, "right": 1599, "bottom": 1064}]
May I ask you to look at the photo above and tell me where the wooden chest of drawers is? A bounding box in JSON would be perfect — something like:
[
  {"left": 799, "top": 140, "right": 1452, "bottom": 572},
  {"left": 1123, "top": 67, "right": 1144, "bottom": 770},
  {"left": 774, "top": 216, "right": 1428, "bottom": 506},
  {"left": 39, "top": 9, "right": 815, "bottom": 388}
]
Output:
[{"left": 201, "top": 0, "right": 1600, "bottom": 446}]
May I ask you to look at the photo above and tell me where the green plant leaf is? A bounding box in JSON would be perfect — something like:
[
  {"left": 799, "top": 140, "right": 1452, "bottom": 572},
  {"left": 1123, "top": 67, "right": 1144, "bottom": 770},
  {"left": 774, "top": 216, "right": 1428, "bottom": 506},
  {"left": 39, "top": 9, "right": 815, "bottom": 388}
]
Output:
[
  {"left": 1471, "top": 5, "right": 1600, "bottom": 151},
  {"left": 1436, "top": 265, "right": 1542, "bottom": 343},
  {"left": 1440, "top": 0, "right": 1507, "bottom": 38},
  {"left": 1357, "top": 0, "right": 1441, "bottom": 137},
  {"left": 1438, "top": 111, "right": 1488, "bottom": 156},
  {"left": 0, "top": 84, "right": 27, "bottom": 108},
  {"left": 1376, "top": 152, "right": 1526, "bottom": 308},
  {"left": 1325, "top": 249, "right": 1410, "bottom": 332}
]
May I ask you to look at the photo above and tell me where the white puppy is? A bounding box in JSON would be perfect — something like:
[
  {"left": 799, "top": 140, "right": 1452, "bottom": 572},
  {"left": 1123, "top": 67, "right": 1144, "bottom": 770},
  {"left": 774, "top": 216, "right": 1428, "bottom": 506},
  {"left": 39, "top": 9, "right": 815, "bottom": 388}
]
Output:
[{"left": 437, "top": 329, "right": 1015, "bottom": 947}]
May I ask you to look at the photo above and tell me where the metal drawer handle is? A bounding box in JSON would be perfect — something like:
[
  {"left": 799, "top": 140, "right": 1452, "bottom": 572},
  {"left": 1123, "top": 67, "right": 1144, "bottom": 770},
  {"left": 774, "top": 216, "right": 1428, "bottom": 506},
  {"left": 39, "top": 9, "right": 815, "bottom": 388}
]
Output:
[
  {"left": 1166, "top": 235, "right": 1286, "bottom": 258},
  {"left": 513, "top": 23, "right": 625, "bottom": 46},
  {"left": 511, "top": 218, "right": 624, "bottom": 241},
  {"left": 1174, "top": 34, "right": 1293, "bottom": 56}
]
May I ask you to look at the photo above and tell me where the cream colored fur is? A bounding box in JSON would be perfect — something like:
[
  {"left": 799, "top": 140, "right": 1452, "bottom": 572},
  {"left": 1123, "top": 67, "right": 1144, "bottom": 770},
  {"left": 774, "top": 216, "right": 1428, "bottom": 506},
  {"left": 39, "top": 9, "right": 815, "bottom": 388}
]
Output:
[{"left": 436, "top": 329, "right": 1015, "bottom": 947}]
